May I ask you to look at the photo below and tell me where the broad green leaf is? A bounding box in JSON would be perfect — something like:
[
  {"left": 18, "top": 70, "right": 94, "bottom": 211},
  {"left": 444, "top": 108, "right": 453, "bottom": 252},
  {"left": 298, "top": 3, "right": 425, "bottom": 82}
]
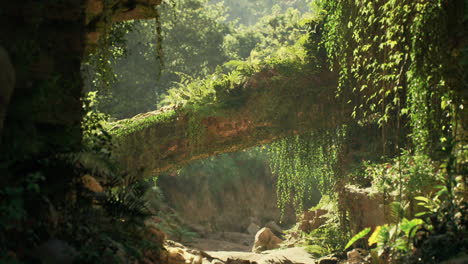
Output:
[
  {"left": 401, "top": 218, "right": 423, "bottom": 237},
  {"left": 344, "top": 227, "right": 371, "bottom": 250}
]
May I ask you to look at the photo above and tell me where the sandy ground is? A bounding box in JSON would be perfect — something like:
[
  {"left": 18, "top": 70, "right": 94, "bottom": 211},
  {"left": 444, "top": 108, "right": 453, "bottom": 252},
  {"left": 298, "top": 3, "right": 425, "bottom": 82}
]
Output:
[
  {"left": 186, "top": 232, "right": 254, "bottom": 251},
  {"left": 183, "top": 231, "right": 317, "bottom": 264},
  {"left": 207, "top": 247, "right": 316, "bottom": 264}
]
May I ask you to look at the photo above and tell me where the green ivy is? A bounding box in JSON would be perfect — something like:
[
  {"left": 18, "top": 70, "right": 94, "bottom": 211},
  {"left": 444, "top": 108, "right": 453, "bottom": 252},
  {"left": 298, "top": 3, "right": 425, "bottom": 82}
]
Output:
[
  {"left": 268, "top": 127, "right": 346, "bottom": 214},
  {"left": 320, "top": 0, "right": 462, "bottom": 154}
]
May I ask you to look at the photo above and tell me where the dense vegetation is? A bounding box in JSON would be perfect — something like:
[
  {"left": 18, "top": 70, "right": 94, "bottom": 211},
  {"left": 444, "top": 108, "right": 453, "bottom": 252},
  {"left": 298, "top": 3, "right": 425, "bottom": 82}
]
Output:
[
  {"left": 83, "top": 0, "right": 312, "bottom": 119},
  {"left": 1, "top": 0, "right": 466, "bottom": 263}
]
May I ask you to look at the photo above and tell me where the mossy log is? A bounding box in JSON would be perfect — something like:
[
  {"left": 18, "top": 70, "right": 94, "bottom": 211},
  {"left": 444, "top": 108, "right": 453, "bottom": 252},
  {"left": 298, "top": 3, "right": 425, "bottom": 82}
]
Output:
[{"left": 111, "top": 68, "right": 352, "bottom": 176}]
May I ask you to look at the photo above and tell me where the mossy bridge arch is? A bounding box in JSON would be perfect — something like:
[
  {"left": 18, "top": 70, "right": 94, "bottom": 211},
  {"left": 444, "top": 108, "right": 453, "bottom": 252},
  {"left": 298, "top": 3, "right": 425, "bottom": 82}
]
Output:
[{"left": 110, "top": 67, "right": 353, "bottom": 176}]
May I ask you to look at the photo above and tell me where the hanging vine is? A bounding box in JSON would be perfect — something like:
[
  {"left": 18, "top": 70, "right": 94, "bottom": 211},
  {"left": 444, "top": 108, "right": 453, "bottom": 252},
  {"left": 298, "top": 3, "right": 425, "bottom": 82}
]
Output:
[
  {"left": 320, "top": 0, "right": 463, "bottom": 155},
  {"left": 268, "top": 127, "right": 346, "bottom": 215}
]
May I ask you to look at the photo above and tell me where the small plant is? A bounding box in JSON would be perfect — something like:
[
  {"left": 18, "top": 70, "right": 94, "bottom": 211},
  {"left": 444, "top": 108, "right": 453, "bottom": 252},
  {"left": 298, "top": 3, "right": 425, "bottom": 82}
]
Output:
[
  {"left": 302, "top": 199, "right": 349, "bottom": 258},
  {"left": 403, "top": 173, "right": 468, "bottom": 263},
  {"left": 366, "top": 150, "right": 436, "bottom": 198},
  {"left": 304, "top": 216, "right": 348, "bottom": 258}
]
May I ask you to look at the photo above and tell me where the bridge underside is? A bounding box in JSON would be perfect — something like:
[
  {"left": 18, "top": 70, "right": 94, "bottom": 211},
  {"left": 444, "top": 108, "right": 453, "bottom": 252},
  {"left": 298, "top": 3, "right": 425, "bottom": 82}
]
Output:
[{"left": 111, "top": 66, "right": 352, "bottom": 176}]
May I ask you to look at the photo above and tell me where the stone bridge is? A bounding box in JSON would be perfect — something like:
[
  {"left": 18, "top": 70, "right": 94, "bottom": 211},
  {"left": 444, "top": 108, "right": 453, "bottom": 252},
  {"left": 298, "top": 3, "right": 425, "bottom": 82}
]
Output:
[{"left": 110, "top": 67, "right": 352, "bottom": 176}]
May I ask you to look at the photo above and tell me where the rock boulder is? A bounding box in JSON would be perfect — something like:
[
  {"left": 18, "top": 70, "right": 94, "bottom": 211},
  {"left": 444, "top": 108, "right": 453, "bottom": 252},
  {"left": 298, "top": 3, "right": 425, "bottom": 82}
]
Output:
[
  {"left": 341, "top": 186, "right": 389, "bottom": 234},
  {"left": 252, "top": 227, "right": 282, "bottom": 253}
]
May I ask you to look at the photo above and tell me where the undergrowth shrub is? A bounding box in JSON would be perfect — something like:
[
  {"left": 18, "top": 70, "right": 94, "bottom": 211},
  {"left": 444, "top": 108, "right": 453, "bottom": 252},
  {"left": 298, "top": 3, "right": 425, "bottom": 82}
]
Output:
[
  {"left": 285, "top": 196, "right": 349, "bottom": 258},
  {"left": 345, "top": 145, "right": 467, "bottom": 263}
]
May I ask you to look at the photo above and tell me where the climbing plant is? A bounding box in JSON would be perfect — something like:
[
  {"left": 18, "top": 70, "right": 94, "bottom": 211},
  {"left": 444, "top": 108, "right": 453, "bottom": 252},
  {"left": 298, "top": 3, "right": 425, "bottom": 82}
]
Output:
[
  {"left": 268, "top": 127, "right": 346, "bottom": 214},
  {"left": 320, "top": 0, "right": 464, "bottom": 154}
]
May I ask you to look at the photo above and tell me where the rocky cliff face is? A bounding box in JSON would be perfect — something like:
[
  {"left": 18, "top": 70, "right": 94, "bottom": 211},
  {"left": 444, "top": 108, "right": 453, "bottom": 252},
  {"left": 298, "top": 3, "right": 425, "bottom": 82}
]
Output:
[
  {"left": 157, "top": 153, "right": 318, "bottom": 233},
  {"left": 0, "top": 1, "right": 87, "bottom": 164}
]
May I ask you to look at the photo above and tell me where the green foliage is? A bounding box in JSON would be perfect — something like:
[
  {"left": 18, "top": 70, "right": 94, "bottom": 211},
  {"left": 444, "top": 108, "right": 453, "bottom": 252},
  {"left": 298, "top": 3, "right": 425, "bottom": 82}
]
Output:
[
  {"left": 344, "top": 227, "right": 371, "bottom": 250},
  {"left": 319, "top": 0, "right": 463, "bottom": 154},
  {"left": 0, "top": 152, "right": 159, "bottom": 263},
  {"left": 84, "top": 0, "right": 232, "bottom": 119},
  {"left": 154, "top": 35, "right": 311, "bottom": 153},
  {"left": 348, "top": 151, "right": 467, "bottom": 263},
  {"left": 0, "top": 173, "right": 44, "bottom": 231},
  {"left": 365, "top": 218, "right": 424, "bottom": 261},
  {"left": 210, "top": 0, "right": 312, "bottom": 26},
  {"left": 159, "top": 70, "right": 245, "bottom": 109},
  {"left": 305, "top": 223, "right": 345, "bottom": 258},
  {"left": 82, "top": 91, "right": 113, "bottom": 153},
  {"left": 308, "top": 2, "right": 466, "bottom": 260},
  {"left": 302, "top": 198, "right": 349, "bottom": 258},
  {"left": 243, "top": 6, "right": 311, "bottom": 61},
  {"left": 84, "top": 0, "right": 314, "bottom": 121},
  {"left": 405, "top": 172, "right": 468, "bottom": 263},
  {"left": 109, "top": 110, "right": 177, "bottom": 139},
  {"left": 102, "top": 183, "right": 153, "bottom": 223},
  {"left": 365, "top": 150, "right": 437, "bottom": 200},
  {"left": 0, "top": 89, "right": 164, "bottom": 263},
  {"left": 345, "top": 200, "right": 426, "bottom": 261},
  {"left": 77, "top": 1, "right": 466, "bottom": 262},
  {"left": 222, "top": 27, "right": 262, "bottom": 60},
  {"left": 268, "top": 128, "right": 346, "bottom": 214}
]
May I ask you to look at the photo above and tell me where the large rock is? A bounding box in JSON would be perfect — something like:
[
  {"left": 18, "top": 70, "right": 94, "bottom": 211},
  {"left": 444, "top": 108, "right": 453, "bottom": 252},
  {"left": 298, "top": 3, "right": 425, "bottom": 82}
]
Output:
[
  {"left": 166, "top": 247, "right": 186, "bottom": 264},
  {"left": 252, "top": 227, "right": 282, "bottom": 253},
  {"left": 341, "top": 186, "right": 389, "bottom": 234}
]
